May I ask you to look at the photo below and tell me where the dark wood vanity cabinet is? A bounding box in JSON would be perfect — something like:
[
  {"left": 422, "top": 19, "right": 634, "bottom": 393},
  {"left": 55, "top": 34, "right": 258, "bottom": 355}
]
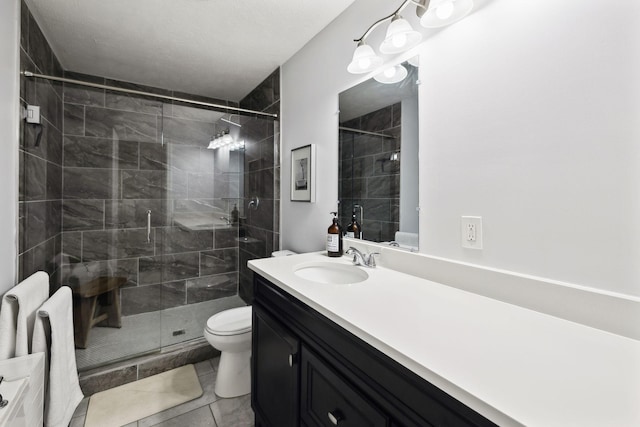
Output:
[{"left": 251, "top": 274, "right": 497, "bottom": 427}]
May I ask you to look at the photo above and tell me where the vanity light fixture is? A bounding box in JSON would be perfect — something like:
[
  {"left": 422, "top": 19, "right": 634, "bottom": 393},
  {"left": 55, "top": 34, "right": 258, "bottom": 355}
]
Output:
[
  {"left": 374, "top": 64, "right": 408, "bottom": 84},
  {"left": 208, "top": 129, "right": 244, "bottom": 151},
  {"left": 379, "top": 15, "right": 422, "bottom": 55},
  {"left": 419, "top": 0, "right": 474, "bottom": 28},
  {"left": 347, "top": 0, "right": 474, "bottom": 74},
  {"left": 347, "top": 42, "right": 383, "bottom": 74}
]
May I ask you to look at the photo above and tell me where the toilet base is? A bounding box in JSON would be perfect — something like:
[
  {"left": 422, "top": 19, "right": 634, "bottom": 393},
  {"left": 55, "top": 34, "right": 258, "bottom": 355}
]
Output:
[{"left": 214, "top": 349, "right": 251, "bottom": 398}]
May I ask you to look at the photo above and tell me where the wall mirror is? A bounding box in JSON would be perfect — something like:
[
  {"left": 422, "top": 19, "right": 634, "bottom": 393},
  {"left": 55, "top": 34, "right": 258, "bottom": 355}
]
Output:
[{"left": 338, "top": 58, "right": 420, "bottom": 250}]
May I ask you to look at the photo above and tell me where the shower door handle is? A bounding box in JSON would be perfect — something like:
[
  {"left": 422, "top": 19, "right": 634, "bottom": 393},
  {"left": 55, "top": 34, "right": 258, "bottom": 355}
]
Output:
[{"left": 147, "top": 210, "right": 152, "bottom": 243}]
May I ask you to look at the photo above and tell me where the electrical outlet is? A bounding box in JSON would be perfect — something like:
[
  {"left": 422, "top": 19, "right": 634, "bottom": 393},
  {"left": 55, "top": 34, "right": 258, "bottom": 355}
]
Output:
[{"left": 461, "top": 216, "right": 482, "bottom": 249}]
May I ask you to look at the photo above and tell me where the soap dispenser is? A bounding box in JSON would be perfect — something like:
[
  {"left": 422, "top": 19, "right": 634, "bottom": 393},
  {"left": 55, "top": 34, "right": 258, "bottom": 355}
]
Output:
[
  {"left": 346, "top": 209, "right": 361, "bottom": 239},
  {"left": 327, "top": 212, "right": 343, "bottom": 257}
]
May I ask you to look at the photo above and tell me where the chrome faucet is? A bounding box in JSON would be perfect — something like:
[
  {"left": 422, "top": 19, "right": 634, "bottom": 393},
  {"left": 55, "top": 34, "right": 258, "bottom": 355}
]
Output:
[{"left": 346, "top": 247, "right": 379, "bottom": 268}]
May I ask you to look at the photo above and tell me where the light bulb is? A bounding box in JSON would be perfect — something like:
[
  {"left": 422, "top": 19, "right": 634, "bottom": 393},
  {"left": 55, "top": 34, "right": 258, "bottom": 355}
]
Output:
[
  {"left": 391, "top": 33, "right": 407, "bottom": 48},
  {"left": 436, "top": 0, "right": 455, "bottom": 20},
  {"left": 357, "top": 57, "right": 371, "bottom": 70},
  {"left": 384, "top": 67, "right": 397, "bottom": 78}
]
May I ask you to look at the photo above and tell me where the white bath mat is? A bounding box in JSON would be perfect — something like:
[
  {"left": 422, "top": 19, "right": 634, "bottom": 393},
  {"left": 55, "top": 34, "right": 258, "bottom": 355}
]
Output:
[{"left": 84, "top": 364, "right": 203, "bottom": 427}]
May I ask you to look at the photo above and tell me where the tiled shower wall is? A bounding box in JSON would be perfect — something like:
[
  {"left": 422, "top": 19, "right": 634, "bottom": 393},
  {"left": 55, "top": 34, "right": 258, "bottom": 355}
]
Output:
[
  {"left": 19, "top": 0, "right": 63, "bottom": 287},
  {"left": 19, "top": 0, "right": 280, "bottom": 316},
  {"left": 237, "top": 69, "right": 281, "bottom": 303},
  {"left": 339, "top": 103, "right": 401, "bottom": 243},
  {"left": 59, "top": 75, "right": 243, "bottom": 316}
]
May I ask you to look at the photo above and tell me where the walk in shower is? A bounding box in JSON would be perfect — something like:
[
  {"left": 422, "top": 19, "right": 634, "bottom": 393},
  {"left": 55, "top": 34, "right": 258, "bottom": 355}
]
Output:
[{"left": 19, "top": 63, "right": 280, "bottom": 370}]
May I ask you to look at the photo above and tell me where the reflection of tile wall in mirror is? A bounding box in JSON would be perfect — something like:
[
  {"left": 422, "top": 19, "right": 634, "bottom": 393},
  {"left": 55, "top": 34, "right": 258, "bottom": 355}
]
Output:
[{"left": 338, "top": 60, "right": 419, "bottom": 246}]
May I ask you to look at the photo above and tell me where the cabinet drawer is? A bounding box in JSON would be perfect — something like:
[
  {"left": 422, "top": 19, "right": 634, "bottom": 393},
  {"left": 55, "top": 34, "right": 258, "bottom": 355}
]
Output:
[{"left": 301, "top": 345, "right": 387, "bottom": 427}]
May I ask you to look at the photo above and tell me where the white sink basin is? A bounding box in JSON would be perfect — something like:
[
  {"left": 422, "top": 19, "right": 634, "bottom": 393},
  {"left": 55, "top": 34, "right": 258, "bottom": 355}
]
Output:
[{"left": 294, "top": 262, "right": 369, "bottom": 285}]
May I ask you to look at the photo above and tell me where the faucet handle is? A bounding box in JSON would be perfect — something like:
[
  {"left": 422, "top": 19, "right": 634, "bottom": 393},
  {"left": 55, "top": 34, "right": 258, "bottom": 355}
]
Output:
[{"left": 367, "top": 252, "right": 380, "bottom": 267}]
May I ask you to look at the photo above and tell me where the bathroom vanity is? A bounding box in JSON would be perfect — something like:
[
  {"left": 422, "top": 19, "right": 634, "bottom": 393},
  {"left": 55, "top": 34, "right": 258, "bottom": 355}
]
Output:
[
  {"left": 251, "top": 273, "right": 494, "bottom": 426},
  {"left": 248, "top": 251, "right": 640, "bottom": 427}
]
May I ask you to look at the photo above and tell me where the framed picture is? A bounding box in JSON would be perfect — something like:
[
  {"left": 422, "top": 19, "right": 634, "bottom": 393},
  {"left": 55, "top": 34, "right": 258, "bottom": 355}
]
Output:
[{"left": 290, "top": 144, "right": 316, "bottom": 202}]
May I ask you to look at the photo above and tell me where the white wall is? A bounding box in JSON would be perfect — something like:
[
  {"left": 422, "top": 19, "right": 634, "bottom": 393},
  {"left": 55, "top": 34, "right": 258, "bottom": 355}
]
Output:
[
  {"left": 0, "top": 0, "right": 20, "bottom": 295},
  {"left": 281, "top": 0, "right": 640, "bottom": 297},
  {"left": 281, "top": 0, "right": 394, "bottom": 254}
]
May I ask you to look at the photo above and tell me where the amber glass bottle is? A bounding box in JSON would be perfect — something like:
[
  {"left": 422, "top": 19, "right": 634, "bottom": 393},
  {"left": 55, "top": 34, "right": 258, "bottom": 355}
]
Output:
[
  {"left": 327, "top": 212, "right": 343, "bottom": 257},
  {"left": 346, "top": 210, "right": 361, "bottom": 239}
]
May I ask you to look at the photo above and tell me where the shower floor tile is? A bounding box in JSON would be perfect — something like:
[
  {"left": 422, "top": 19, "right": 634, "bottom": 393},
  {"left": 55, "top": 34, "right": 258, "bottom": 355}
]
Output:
[{"left": 76, "top": 296, "right": 245, "bottom": 370}]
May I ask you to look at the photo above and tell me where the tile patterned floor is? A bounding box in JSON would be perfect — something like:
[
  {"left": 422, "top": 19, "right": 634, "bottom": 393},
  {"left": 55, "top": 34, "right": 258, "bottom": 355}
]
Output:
[{"left": 70, "top": 357, "right": 254, "bottom": 427}]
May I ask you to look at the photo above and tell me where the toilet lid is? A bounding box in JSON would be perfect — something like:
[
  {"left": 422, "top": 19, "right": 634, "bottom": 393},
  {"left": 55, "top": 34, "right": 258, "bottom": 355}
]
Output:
[{"left": 206, "top": 306, "right": 252, "bottom": 336}]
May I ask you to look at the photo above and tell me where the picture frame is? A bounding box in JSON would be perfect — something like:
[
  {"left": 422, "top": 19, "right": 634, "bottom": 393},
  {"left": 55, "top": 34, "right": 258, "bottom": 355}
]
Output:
[{"left": 290, "top": 144, "right": 316, "bottom": 202}]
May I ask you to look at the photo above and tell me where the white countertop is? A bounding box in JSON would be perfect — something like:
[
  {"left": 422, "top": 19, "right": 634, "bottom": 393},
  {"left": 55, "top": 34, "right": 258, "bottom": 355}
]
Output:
[{"left": 248, "top": 252, "right": 640, "bottom": 427}]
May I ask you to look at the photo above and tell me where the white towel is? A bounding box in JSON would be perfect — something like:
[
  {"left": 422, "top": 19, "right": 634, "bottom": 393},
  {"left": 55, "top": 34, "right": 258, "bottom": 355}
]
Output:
[
  {"left": 0, "top": 271, "right": 50, "bottom": 360},
  {"left": 32, "top": 286, "right": 84, "bottom": 427}
]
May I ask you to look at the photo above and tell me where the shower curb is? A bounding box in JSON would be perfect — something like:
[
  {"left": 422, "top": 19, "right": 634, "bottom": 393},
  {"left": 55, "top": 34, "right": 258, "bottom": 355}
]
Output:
[{"left": 78, "top": 338, "right": 219, "bottom": 396}]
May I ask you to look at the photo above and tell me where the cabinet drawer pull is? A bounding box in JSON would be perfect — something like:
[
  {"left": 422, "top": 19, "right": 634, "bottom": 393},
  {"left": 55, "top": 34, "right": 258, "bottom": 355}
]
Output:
[
  {"left": 327, "top": 410, "right": 343, "bottom": 425},
  {"left": 288, "top": 353, "right": 296, "bottom": 367}
]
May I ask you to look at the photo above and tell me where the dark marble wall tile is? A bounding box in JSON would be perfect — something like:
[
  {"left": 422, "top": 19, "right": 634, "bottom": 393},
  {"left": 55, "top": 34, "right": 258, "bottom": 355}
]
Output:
[
  {"left": 105, "top": 199, "right": 168, "bottom": 229},
  {"left": 353, "top": 134, "right": 384, "bottom": 158},
  {"left": 162, "top": 116, "right": 214, "bottom": 146},
  {"left": 186, "top": 274, "right": 237, "bottom": 304},
  {"left": 140, "top": 142, "right": 167, "bottom": 170},
  {"left": 63, "top": 168, "right": 117, "bottom": 199},
  {"left": 46, "top": 162, "right": 62, "bottom": 200},
  {"left": 361, "top": 105, "right": 393, "bottom": 133},
  {"left": 214, "top": 228, "right": 238, "bottom": 249},
  {"left": 62, "top": 199, "right": 104, "bottom": 231},
  {"left": 238, "top": 249, "right": 256, "bottom": 304},
  {"left": 200, "top": 248, "right": 237, "bottom": 276},
  {"left": 47, "top": 204, "right": 61, "bottom": 249},
  {"left": 121, "top": 281, "right": 185, "bottom": 316},
  {"left": 61, "top": 231, "right": 82, "bottom": 263},
  {"left": 105, "top": 80, "right": 165, "bottom": 115},
  {"left": 35, "top": 80, "right": 62, "bottom": 131},
  {"left": 63, "top": 103, "right": 84, "bottom": 136},
  {"left": 139, "top": 252, "right": 200, "bottom": 285},
  {"left": 22, "top": 153, "right": 46, "bottom": 201},
  {"left": 61, "top": 258, "right": 139, "bottom": 288},
  {"left": 85, "top": 106, "right": 157, "bottom": 142},
  {"left": 239, "top": 68, "right": 278, "bottom": 112},
  {"left": 82, "top": 229, "right": 155, "bottom": 261},
  {"left": 121, "top": 170, "right": 166, "bottom": 199},
  {"left": 20, "top": 0, "right": 29, "bottom": 52},
  {"left": 20, "top": 50, "right": 36, "bottom": 104},
  {"left": 157, "top": 227, "right": 214, "bottom": 254},
  {"left": 367, "top": 175, "right": 400, "bottom": 199},
  {"left": 63, "top": 72, "right": 105, "bottom": 106},
  {"left": 27, "top": 11, "right": 52, "bottom": 75},
  {"left": 24, "top": 201, "right": 47, "bottom": 250},
  {"left": 64, "top": 136, "right": 138, "bottom": 169},
  {"left": 46, "top": 124, "right": 63, "bottom": 165}
]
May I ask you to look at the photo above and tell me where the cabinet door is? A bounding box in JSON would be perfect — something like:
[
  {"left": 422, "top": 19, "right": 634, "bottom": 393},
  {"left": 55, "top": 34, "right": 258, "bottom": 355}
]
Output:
[
  {"left": 252, "top": 306, "right": 300, "bottom": 427},
  {"left": 301, "top": 345, "right": 388, "bottom": 427}
]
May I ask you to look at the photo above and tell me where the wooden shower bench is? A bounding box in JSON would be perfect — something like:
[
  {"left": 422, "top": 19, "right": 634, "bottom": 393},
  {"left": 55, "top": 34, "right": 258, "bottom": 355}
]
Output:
[{"left": 70, "top": 276, "right": 128, "bottom": 349}]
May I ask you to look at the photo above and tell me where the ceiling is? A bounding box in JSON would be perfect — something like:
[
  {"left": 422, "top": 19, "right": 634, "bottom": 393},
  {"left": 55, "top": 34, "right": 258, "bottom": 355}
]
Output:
[{"left": 25, "top": 0, "right": 355, "bottom": 102}]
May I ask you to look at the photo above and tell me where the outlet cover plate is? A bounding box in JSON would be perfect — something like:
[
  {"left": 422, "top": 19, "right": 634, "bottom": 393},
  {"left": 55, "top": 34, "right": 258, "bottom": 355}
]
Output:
[{"left": 461, "top": 216, "right": 483, "bottom": 249}]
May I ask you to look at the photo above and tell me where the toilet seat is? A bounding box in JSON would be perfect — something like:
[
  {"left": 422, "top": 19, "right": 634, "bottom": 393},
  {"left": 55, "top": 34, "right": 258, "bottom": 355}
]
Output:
[{"left": 206, "top": 306, "right": 252, "bottom": 336}]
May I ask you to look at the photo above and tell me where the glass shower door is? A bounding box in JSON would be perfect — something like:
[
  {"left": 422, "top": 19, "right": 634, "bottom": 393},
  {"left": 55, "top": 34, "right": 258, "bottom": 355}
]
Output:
[
  {"left": 64, "top": 86, "right": 168, "bottom": 370},
  {"left": 157, "top": 102, "right": 245, "bottom": 349}
]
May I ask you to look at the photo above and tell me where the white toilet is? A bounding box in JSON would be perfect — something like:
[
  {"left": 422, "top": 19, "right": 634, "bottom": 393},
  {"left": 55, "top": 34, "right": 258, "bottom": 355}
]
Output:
[
  {"left": 204, "top": 250, "right": 296, "bottom": 398},
  {"left": 204, "top": 305, "right": 253, "bottom": 398}
]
